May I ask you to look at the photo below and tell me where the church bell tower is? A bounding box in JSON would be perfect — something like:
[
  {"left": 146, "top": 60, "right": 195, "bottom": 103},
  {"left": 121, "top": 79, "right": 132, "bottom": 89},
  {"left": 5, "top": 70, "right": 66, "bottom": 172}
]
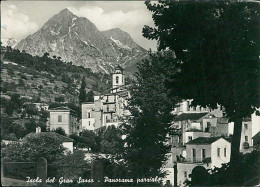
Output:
[{"left": 112, "top": 65, "right": 125, "bottom": 89}]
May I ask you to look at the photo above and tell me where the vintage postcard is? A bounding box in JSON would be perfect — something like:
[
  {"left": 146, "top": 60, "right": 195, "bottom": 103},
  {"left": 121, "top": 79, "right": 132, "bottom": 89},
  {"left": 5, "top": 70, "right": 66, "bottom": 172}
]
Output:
[{"left": 1, "top": 1, "right": 259, "bottom": 187}]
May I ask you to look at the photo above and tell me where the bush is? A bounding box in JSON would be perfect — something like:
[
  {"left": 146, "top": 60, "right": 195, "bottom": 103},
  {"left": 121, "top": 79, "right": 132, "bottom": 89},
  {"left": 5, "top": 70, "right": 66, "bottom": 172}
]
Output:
[
  {"left": 55, "top": 96, "right": 65, "bottom": 103},
  {"left": 2, "top": 132, "right": 66, "bottom": 163},
  {"left": 50, "top": 150, "right": 91, "bottom": 180},
  {"left": 53, "top": 127, "right": 66, "bottom": 136}
]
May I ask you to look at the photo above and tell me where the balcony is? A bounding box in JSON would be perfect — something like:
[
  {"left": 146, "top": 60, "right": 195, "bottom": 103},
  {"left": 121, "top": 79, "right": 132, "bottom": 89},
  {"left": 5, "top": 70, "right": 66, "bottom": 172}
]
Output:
[{"left": 177, "top": 157, "right": 211, "bottom": 164}]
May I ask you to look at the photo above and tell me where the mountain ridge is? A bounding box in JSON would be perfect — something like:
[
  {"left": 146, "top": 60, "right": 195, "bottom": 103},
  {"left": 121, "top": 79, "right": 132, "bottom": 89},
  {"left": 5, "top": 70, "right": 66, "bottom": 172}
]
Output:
[{"left": 15, "top": 8, "right": 147, "bottom": 74}]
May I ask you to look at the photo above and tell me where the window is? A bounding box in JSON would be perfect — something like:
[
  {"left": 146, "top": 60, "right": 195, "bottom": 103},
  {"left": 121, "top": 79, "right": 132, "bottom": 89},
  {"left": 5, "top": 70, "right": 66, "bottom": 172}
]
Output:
[
  {"left": 87, "top": 112, "right": 91, "bottom": 118},
  {"left": 188, "top": 136, "right": 193, "bottom": 142},
  {"left": 217, "top": 148, "right": 220, "bottom": 157},
  {"left": 244, "top": 124, "right": 248, "bottom": 129},
  {"left": 206, "top": 122, "right": 211, "bottom": 132},
  {"left": 224, "top": 148, "right": 227, "bottom": 157},
  {"left": 202, "top": 149, "right": 206, "bottom": 160},
  {"left": 176, "top": 136, "right": 180, "bottom": 143},
  {"left": 245, "top": 136, "right": 248, "bottom": 142},
  {"left": 192, "top": 149, "right": 196, "bottom": 161},
  {"left": 58, "top": 115, "right": 62, "bottom": 122},
  {"left": 184, "top": 172, "right": 187, "bottom": 178},
  {"left": 107, "top": 105, "right": 109, "bottom": 112},
  {"left": 116, "top": 76, "right": 119, "bottom": 84},
  {"left": 89, "top": 121, "right": 90, "bottom": 126}
]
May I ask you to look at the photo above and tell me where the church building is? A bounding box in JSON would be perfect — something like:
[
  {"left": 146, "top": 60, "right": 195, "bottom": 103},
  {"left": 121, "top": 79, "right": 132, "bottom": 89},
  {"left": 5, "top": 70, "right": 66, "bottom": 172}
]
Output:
[{"left": 81, "top": 65, "right": 131, "bottom": 131}]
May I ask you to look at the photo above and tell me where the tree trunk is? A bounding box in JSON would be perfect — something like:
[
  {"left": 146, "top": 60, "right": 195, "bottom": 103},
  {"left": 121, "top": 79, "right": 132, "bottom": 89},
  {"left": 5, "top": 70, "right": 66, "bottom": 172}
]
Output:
[{"left": 230, "top": 118, "right": 243, "bottom": 185}]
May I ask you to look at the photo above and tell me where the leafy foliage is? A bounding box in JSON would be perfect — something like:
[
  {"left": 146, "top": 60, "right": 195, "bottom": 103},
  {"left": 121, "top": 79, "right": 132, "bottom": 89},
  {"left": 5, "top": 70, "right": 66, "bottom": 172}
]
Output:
[
  {"left": 79, "top": 76, "right": 87, "bottom": 104},
  {"left": 100, "top": 125, "right": 124, "bottom": 155},
  {"left": 86, "top": 90, "right": 94, "bottom": 102},
  {"left": 121, "top": 51, "right": 178, "bottom": 179},
  {"left": 55, "top": 96, "right": 65, "bottom": 103},
  {"left": 53, "top": 127, "right": 66, "bottom": 136},
  {"left": 2, "top": 133, "right": 66, "bottom": 163},
  {"left": 143, "top": 1, "right": 260, "bottom": 120},
  {"left": 2, "top": 46, "right": 111, "bottom": 94},
  {"left": 143, "top": 1, "right": 259, "bottom": 184},
  {"left": 51, "top": 150, "right": 91, "bottom": 181}
]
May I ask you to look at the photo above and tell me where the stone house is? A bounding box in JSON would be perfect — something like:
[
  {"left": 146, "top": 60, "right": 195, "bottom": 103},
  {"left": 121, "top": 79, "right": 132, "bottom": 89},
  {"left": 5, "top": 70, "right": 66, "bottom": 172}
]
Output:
[
  {"left": 176, "top": 137, "right": 231, "bottom": 186},
  {"left": 81, "top": 66, "right": 130, "bottom": 131},
  {"left": 49, "top": 107, "right": 80, "bottom": 135}
]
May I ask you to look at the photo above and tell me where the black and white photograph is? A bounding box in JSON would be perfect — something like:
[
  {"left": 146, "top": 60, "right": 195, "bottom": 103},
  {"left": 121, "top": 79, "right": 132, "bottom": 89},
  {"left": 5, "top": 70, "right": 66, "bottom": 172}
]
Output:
[{"left": 1, "top": 1, "right": 260, "bottom": 186}]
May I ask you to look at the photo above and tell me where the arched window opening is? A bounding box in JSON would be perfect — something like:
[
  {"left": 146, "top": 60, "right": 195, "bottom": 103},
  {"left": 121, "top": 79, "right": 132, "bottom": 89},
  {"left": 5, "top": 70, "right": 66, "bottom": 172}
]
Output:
[{"left": 116, "top": 76, "right": 119, "bottom": 84}]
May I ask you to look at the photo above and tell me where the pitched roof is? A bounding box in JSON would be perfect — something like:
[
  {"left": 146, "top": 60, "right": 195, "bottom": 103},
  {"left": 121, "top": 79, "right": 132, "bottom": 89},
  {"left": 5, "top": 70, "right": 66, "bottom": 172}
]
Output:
[
  {"left": 49, "top": 107, "right": 78, "bottom": 116},
  {"left": 252, "top": 131, "right": 260, "bottom": 139},
  {"left": 24, "top": 132, "right": 74, "bottom": 142},
  {"left": 174, "top": 113, "right": 208, "bottom": 121},
  {"left": 186, "top": 137, "right": 229, "bottom": 145}
]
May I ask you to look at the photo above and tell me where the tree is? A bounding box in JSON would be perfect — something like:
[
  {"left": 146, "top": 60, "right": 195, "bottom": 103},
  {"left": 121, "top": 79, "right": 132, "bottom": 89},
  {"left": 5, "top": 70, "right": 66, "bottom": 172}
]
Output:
[
  {"left": 25, "top": 119, "right": 38, "bottom": 134},
  {"left": 81, "top": 129, "right": 99, "bottom": 152},
  {"left": 2, "top": 132, "right": 66, "bottom": 163},
  {"left": 11, "top": 93, "right": 22, "bottom": 109},
  {"left": 79, "top": 76, "right": 87, "bottom": 104},
  {"left": 69, "top": 133, "right": 85, "bottom": 148},
  {"left": 38, "top": 85, "right": 43, "bottom": 90},
  {"left": 100, "top": 125, "right": 124, "bottom": 155},
  {"left": 7, "top": 68, "right": 14, "bottom": 77},
  {"left": 143, "top": 1, "right": 259, "bottom": 185},
  {"left": 5, "top": 101, "right": 15, "bottom": 116},
  {"left": 51, "top": 150, "right": 91, "bottom": 180},
  {"left": 121, "top": 51, "right": 178, "bottom": 180},
  {"left": 18, "top": 79, "right": 25, "bottom": 86},
  {"left": 24, "top": 104, "right": 38, "bottom": 117},
  {"left": 55, "top": 96, "right": 65, "bottom": 103},
  {"left": 86, "top": 90, "right": 94, "bottom": 102},
  {"left": 53, "top": 127, "right": 66, "bottom": 136}
]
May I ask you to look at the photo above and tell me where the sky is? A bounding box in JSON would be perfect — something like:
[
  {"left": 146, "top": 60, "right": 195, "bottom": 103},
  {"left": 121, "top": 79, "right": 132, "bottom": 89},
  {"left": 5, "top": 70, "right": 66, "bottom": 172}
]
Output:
[{"left": 1, "top": 1, "right": 157, "bottom": 50}]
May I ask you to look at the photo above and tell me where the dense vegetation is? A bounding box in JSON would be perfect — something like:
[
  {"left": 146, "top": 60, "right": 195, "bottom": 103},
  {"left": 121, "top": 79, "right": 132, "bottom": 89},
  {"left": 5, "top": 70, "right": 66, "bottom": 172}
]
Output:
[
  {"left": 118, "top": 51, "right": 179, "bottom": 181},
  {"left": 2, "top": 46, "right": 111, "bottom": 93},
  {"left": 0, "top": 45, "right": 112, "bottom": 141},
  {"left": 143, "top": 1, "right": 259, "bottom": 186}
]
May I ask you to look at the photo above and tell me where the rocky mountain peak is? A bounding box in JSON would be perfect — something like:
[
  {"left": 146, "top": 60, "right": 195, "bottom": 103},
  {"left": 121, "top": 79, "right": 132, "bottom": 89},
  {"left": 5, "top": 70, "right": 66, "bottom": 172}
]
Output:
[
  {"left": 15, "top": 8, "right": 147, "bottom": 75},
  {"left": 102, "top": 28, "right": 145, "bottom": 52}
]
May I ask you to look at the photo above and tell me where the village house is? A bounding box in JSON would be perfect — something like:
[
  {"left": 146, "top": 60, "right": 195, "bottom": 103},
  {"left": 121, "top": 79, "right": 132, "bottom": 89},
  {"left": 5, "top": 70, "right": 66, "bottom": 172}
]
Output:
[
  {"left": 177, "top": 137, "right": 231, "bottom": 186},
  {"left": 240, "top": 119, "right": 253, "bottom": 153},
  {"left": 172, "top": 100, "right": 224, "bottom": 118},
  {"left": 81, "top": 65, "right": 130, "bottom": 131},
  {"left": 49, "top": 106, "right": 80, "bottom": 135}
]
